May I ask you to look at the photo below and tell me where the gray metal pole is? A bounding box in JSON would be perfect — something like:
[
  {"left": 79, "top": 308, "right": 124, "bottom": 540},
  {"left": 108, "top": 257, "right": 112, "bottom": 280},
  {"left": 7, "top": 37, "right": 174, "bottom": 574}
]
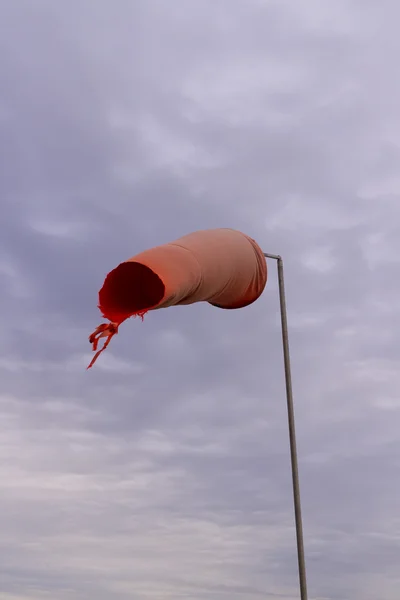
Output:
[{"left": 263, "top": 253, "right": 308, "bottom": 600}]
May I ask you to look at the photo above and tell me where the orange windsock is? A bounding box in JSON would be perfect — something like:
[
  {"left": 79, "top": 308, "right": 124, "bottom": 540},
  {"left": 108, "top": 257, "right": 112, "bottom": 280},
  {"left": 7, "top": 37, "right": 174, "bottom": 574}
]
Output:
[{"left": 87, "top": 228, "right": 267, "bottom": 368}]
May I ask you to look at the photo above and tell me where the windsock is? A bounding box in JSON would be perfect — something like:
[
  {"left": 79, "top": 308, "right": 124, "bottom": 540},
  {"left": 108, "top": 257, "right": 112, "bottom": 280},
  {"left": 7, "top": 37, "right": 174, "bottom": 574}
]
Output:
[{"left": 87, "top": 228, "right": 267, "bottom": 369}]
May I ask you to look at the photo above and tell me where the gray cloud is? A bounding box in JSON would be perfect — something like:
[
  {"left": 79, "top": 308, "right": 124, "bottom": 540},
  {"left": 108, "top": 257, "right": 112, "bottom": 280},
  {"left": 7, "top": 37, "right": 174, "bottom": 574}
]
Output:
[{"left": 1, "top": 0, "right": 400, "bottom": 598}]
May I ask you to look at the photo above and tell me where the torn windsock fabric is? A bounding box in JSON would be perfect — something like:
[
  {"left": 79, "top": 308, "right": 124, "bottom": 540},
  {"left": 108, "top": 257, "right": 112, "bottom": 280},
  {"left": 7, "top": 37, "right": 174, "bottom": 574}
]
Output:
[{"left": 87, "top": 228, "right": 267, "bottom": 368}]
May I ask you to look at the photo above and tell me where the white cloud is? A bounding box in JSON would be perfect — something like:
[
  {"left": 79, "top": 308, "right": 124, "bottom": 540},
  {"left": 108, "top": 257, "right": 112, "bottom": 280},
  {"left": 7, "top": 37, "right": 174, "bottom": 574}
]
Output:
[{"left": 1, "top": 0, "right": 400, "bottom": 598}]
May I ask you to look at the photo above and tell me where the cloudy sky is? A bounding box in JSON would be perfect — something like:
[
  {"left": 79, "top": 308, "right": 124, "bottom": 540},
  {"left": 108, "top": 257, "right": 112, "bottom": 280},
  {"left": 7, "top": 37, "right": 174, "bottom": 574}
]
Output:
[{"left": 1, "top": 1, "right": 400, "bottom": 598}]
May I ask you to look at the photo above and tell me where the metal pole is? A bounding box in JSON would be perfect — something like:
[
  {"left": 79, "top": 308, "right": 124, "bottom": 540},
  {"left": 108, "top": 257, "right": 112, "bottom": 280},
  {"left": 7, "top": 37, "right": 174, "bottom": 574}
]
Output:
[{"left": 263, "top": 253, "right": 308, "bottom": 600}]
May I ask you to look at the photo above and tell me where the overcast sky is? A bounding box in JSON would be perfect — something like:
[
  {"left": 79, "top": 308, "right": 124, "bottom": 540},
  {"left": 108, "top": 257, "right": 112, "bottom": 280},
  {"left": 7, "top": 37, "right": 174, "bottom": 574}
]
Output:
[{"left": 1, "top": 1, "right": 400, "bottom": 599}]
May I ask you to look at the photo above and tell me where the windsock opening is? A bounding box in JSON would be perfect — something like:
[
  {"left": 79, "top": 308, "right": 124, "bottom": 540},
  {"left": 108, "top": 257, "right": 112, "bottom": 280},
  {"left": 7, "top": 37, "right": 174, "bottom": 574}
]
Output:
[{"left": 98, "top": 261, "right": 165, "bottom": 323}]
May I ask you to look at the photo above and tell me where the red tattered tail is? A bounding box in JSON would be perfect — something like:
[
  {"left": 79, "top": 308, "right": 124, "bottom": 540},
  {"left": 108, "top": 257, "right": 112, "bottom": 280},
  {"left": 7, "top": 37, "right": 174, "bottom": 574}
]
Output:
[
  {"left": 87, "top": 312, "right": 147, "bottom": 370},
  {"left": 87, "top": 322, "right": 119, "bottom": 369}
]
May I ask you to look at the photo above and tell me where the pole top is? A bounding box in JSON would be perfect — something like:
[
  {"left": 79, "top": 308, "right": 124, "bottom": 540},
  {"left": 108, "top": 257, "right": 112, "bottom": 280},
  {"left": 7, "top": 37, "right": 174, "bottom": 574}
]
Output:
[{"left": 263, "top": 252, "right": 282, "bottom": 261}]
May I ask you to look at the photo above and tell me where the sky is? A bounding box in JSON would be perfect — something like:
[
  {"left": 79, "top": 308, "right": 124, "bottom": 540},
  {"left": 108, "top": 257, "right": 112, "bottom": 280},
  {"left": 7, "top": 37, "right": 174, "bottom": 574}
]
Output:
[{"left": 1, "top": 1, "right": 400, "bottom": 598}]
